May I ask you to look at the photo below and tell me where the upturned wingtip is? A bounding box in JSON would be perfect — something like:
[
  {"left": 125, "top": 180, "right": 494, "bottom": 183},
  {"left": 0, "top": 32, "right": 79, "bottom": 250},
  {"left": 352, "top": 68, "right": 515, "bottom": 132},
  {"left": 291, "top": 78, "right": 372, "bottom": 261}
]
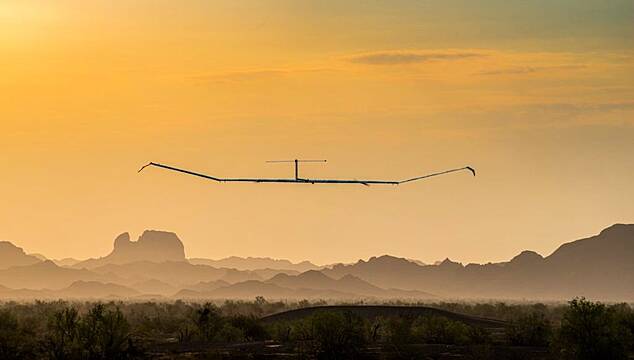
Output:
[{"left": 138, "top": 162, "right": 153, "bottom": 173}]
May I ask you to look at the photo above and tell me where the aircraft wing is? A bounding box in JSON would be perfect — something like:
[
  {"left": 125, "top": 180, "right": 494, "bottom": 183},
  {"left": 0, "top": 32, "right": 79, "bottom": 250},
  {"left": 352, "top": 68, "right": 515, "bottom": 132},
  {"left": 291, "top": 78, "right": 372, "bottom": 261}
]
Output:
[{"left": 139, "top": 162, "right": 474, "bottom": 186}]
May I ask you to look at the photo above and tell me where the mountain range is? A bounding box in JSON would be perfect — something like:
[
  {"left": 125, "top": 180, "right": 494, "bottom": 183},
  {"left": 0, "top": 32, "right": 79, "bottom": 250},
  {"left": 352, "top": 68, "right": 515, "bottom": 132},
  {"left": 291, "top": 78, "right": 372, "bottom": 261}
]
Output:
[
  {"left": 322, "top": 224, "right": 634, "bottom": 300},
  {"left": 0, "top": 224, "right": 632, "bottom": 301}
]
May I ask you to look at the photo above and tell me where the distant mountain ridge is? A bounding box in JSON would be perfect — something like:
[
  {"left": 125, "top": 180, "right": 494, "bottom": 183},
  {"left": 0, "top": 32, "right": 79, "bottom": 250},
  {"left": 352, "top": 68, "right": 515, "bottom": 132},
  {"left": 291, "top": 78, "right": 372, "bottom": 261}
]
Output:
[
  {"left": 189, "top": 256, "right": 320, "bottom": 272},
  {"left": 0, "top": 224, "right": 632, "bottom": 300},
  {"left": 265, "top": 270, "right": 434, "bottom": 299},
  {"left": 322, "top": 224, "right": 634, "bottom": 300},
  {"left": 0, "top": 261, "right": 122, "bottom": 289},
  {"left": 0, "top": 241, "right": 41, "bottom": 269}
]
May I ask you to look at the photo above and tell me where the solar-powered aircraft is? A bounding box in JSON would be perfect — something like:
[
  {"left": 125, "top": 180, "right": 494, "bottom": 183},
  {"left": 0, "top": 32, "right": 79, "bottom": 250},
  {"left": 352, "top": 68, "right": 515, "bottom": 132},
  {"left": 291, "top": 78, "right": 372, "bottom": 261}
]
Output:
[{"left": 138, "top": 159, "right": 475, "bottom": 186}]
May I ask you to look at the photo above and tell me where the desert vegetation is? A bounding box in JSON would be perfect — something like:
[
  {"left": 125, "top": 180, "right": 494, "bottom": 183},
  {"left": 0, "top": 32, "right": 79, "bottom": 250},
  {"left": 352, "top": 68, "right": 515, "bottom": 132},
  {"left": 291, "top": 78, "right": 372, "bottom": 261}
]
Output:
[{"left": 0, "top": 298, "right": 632, "bottom": 359}]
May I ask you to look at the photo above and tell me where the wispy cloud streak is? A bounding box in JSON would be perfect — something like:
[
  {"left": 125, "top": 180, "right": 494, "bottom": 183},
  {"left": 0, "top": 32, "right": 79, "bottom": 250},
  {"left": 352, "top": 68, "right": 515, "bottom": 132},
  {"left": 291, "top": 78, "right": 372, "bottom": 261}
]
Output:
[{"left": 347, "top": 50, "right": 484, "bottom": 65}]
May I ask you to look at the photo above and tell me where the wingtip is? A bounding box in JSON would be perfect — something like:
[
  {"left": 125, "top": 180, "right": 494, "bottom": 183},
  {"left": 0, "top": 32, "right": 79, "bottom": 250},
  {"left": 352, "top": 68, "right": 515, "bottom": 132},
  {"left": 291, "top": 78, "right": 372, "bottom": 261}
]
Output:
[
  {"left": 138, "top": 162, "right": 153, "bottom": 173},
  {"left": 466, "top": 166, "right": 476, "bottom": 176}
]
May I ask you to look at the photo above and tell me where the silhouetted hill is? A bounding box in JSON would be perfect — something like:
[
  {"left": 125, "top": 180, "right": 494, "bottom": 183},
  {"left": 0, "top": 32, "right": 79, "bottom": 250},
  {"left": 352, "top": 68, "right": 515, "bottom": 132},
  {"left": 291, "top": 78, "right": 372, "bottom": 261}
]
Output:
[
  {"left": 322, "top": 224, "right": 634, "bottom": 300},
  {"left": 52, "top": 258, "right": 81, "bottom": 267},
  {"left": 220, "top": 268, "right": 263, "bottom": 283},
  {"left": 0, "top": 281, "right": 139, "bottom": 299},
  {"left": 537, "top": 223, "right": 634, "bottom": 298},
  {"left": 1, "top": 224, "right": 633, "bottom": 300},
  {"left": 28, "top": 253, "right": 47, "bottom": 261},
  {"left": 0, "top": 286, "right": 53, "bottom": 299},
  {"left": 131, "top": 279, "right": 178, "bottom": 296},
  {"left": 262, "top": 305, "right": 506, "bottom": 329},
  {"left": 507, "top": 251, "right": 544, "bottom": 268},
  {"left": 87, "top": 261, "right": 225, "bottom": 286},
  {"left": 178, "top": 280, "right": 358, "bottom": 300},
  {"left": 251, "top": 268, "right": 300, "bottom": 279},
  {"left": 323, "top": 255, "right": 428, "bottom": 291},
  {"left": 86, "top": 260, "right": 262, "bottom": 287},
  {"left": 267, "top": 270, "right": 434, "bottom": 299},
  {"left": 546, "top": 224, "right": 634, "bottom": 270},
  {"left": 0, "top": 261, "right": 121, "bottom": 289},
  {"left": 181, "top": 280, "right": 230, "bottom": 293},
  {"left": 74, "top": 231, "right": 186, "bottom": 269},
  {"left": 189, "top": 256, "right": 319, "bottom": 272},
  {"left": 0, "top": 241, "right": 42, "bottom": 269},
  {"left": 58, "top": 281, "right": 139, "bottom": 298}
]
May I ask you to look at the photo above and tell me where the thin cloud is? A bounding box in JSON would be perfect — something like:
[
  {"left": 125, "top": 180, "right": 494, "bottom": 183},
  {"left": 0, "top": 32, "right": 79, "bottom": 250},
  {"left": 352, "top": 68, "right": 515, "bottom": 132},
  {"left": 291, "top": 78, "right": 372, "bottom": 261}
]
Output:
[
  {"left": 534, "top": 101, "right": 634, "bottom": 113},
  {"left": 347, "top": 50, "right": 484, "bottom": 65},
  {"left": 479, "top": 64, "right": 586, "bottom": 76}
]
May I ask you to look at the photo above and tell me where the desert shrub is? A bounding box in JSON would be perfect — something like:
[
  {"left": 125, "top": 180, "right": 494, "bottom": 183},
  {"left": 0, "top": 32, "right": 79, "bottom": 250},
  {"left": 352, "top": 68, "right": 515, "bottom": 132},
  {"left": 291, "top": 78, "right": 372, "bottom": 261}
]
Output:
[
  {"left": 0, "top": 309, "right": 19, "bottom": 357},
  {"left": 383, "top": 316, "right": 415, "bottom": 346},
  {"left": 427, "top": 301, "right": 565, "bottom": 324},
  {"left": 217, "top": 323, "right": 245, "bottom": 343},
  {"left": 507, "top": 312, "right": 552, "bottom": 347},
  {"left": 466, "top": 325, "right": 492, "bottom": 345},
  {"left": 612, "top": 303, "right": 634, "bottom": 352},
  {"left": 43, "top": 305, "right": 140, "bottom": 360},
  {"left": 82, "top": 305, "right": 138, "bottom": 359},
  {"left": 411, "top": 315, "right": 471, "bottom": 345},
  {"left": 368, "top": 318, "right": 382, "bottom": 343},
  {"left": 228, "top": 315, "right": 268, "bottom": 341},
  {"left": 555, "top": 298, "right": 632, "bottom": 360},
  {"left": 194, "top": 302, "right": 223, "bottom": 341},
  {"left": 125, "top": 301, "right": 194, "bottom": 340},
  {"left": 293, "top": 311, "right": 367, "bottom": 359},
  {"left": 267, "top": 321, "right": 292, "bottom": 342},
  {"left": 44, "top": 307, "right": 82, "bottom": 360},
  {"left": 0, "top": 309, "right": 37, "bottom": 359}
]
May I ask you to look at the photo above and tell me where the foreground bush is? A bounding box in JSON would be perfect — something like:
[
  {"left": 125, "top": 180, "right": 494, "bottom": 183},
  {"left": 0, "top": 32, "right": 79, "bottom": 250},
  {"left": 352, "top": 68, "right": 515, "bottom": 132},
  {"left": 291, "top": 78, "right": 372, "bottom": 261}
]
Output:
[
  {"left": 555, "top": 298, "right": 632, "bottom": 360},
  {"left": 193, "top": 303, "right": 223, "bottom": 341},
  {"left": 0, "top": 298, "right": 632, "bottom": 359},
  {"left": 292, "top": 311, "right": 367, "bottom": 359},
  {"left": 507, "top": 312, "right": 552, "bottom": 347},
  {"left": 0, "top": 309, "right": 37, "bottom": 359},
  {"left": 412, "top": 315, "right": 471, "bottom": 345},
  {"left": 44, "top": 305, "right": 142, "bottom": 360}
]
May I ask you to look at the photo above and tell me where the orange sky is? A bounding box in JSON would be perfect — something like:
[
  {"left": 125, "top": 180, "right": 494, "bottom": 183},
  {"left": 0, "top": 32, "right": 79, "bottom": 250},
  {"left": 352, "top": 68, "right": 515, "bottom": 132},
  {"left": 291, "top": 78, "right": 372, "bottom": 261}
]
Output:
[{"left": 1, "top": 1, "right": 633, "bottom": 264}]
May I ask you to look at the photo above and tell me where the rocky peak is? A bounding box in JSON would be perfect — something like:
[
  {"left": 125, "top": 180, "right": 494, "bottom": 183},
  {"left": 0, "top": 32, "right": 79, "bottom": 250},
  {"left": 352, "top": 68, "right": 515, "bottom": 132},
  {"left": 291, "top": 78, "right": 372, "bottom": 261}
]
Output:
[
  {"left": 0, "top": 241, "right": 42, "bottom": 269},
  {"left": 109, "top": 230, "right": 185, "bottom": 263},
  {"left": 508, "top": 250, "right": 544, "bottom": 267},
  {"left": 599, "top": 223, "right": 634, "bottom": 238},
  {"left": 113, "top": 232, "right": 132, "bottom": 250},
  {"left": 438, "top": 258, "right": 463, "bottom": 269},
  {"left": 73, "top": 230, "right": 186, "bottom": 269}
]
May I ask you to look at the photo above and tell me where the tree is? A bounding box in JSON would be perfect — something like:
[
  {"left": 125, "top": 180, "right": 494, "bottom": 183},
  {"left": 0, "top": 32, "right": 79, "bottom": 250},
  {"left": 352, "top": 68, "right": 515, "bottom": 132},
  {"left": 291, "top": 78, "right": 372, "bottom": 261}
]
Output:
[
  {"left": 556, "top": 298, "right": 631, "bottom": 360},
  {"left": 194, "top": 303, "right": 223, "bottom": 341}
]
